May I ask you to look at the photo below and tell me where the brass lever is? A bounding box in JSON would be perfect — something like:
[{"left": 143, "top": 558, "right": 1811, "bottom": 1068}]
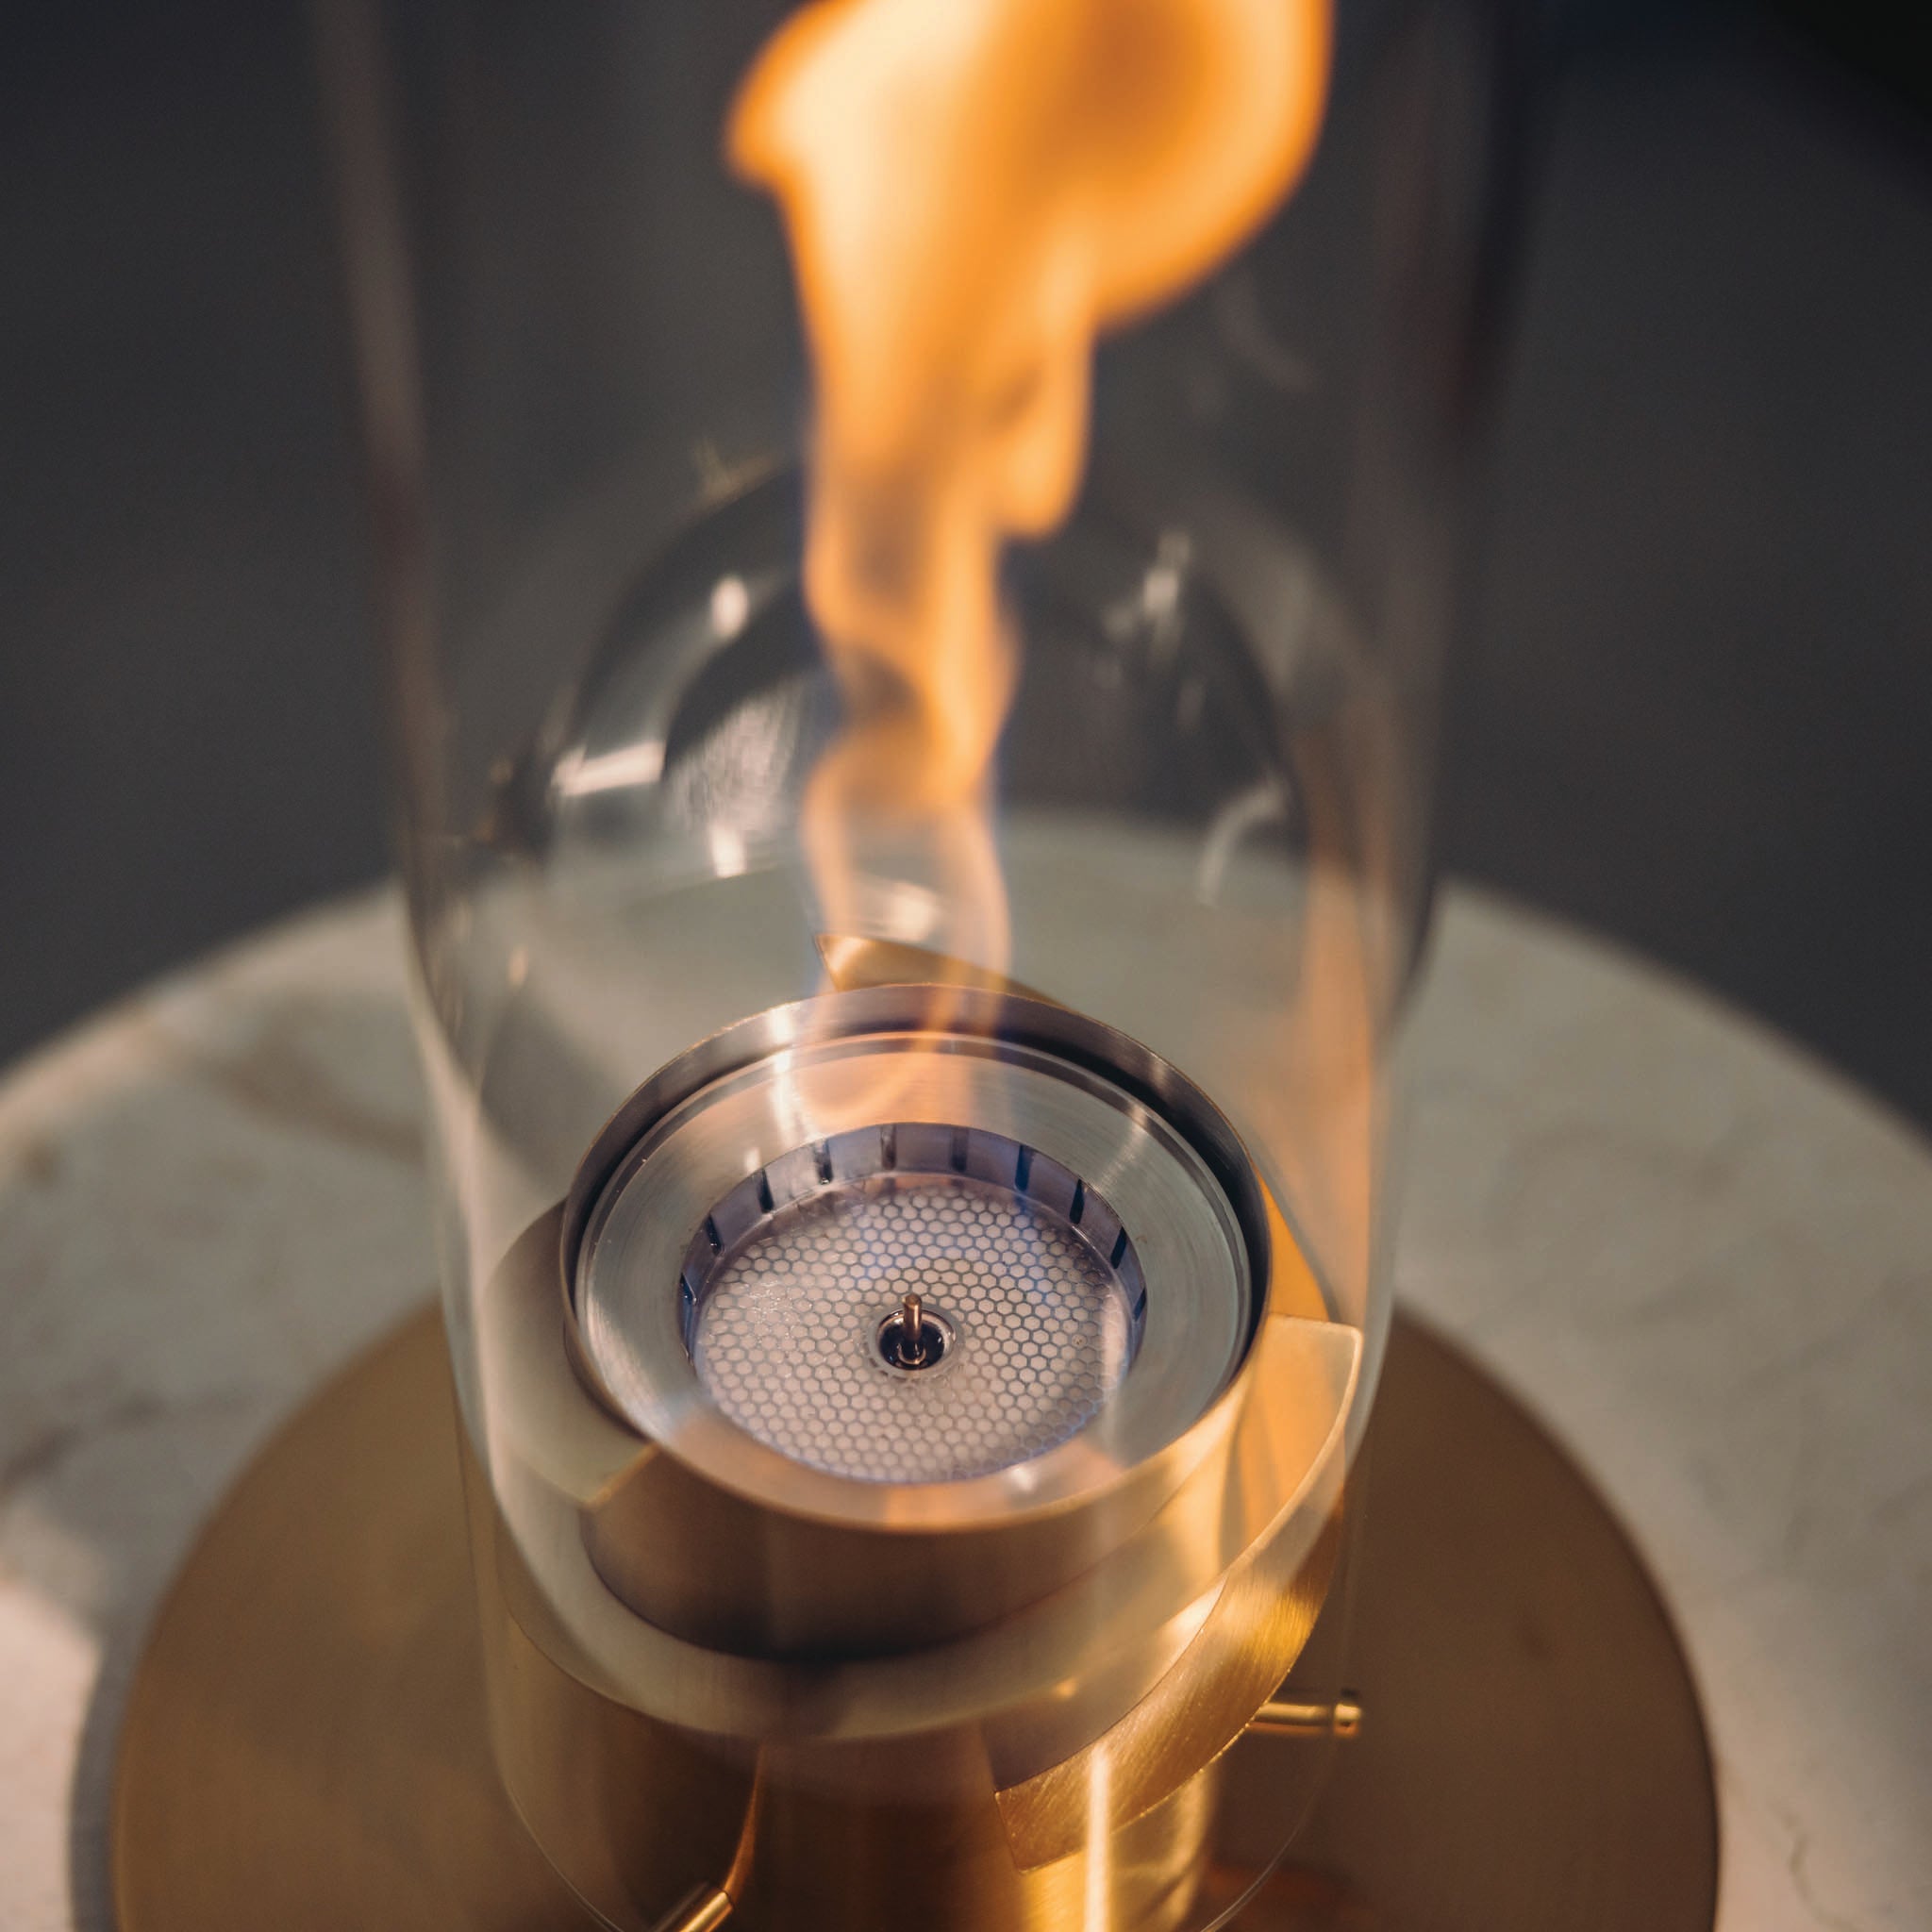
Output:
[
  {"left": 647, "top": 1886, "right": 734, "bottom": 1932},
  {"left": 1248, "top": 1693, "right": 1363, "bottom": 1740}
]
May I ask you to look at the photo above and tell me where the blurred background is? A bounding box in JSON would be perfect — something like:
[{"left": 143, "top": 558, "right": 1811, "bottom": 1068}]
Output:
[{"left": 3, "top": 0, "right": 1928, "bottom": 1123}]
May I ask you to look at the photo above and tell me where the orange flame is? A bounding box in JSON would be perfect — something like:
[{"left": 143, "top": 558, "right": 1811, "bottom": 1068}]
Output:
[{"left": 730, "top": 0, "right": 1331, "bottom": 971}]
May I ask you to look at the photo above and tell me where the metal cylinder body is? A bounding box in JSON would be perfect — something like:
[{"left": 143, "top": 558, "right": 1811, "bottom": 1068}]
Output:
[{"left": 459, "top": 986, "right": 1356, "bottom": 1929}]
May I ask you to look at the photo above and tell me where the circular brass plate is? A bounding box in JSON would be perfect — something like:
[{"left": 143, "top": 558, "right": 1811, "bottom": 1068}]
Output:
[
  {"left": 1211, "top": 1316, "right": 1720, "bottom": 1931},
  {"left": 109, "top": 1309, "right": 1716, "bottom": 1931}
]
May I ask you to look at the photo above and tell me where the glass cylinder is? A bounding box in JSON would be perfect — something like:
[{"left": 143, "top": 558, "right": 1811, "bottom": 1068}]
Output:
[{"left": 321, "top": 2, "right": 1524, "bottom": 1926}]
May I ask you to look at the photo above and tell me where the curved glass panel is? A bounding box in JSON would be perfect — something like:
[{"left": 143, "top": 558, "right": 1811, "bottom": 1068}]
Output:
[{"left": 322, "top": 3, "right": 1524, "bottom": 1924}]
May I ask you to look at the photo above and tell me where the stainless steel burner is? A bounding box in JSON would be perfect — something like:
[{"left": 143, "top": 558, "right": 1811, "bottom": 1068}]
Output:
[
  {"left": 567, "top": 984, "right": 1263, "bottom": 1526},
  {"left": 684, "top": 1125, "right": 1143, "bottom": 1483}
]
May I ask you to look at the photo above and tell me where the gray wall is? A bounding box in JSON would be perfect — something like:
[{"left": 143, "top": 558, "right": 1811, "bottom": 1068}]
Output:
[{"left": 4, "top": 2, "right": 1929, "bottom": 1126}]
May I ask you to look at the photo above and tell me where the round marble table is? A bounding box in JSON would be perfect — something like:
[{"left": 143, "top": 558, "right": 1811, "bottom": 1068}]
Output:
[{"left": 1, "top": 886, "right": 1926, "bottom": 1932}]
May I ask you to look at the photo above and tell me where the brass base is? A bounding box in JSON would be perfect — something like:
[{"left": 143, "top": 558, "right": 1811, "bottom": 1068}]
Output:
[{"left": 110, "top": 1309, "right": 1717, "bottom": 1931}]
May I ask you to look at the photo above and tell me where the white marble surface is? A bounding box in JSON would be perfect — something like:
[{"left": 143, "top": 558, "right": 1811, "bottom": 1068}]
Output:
[{"left": 0, "top": 885, "right": 1925, "bottom": 1932}]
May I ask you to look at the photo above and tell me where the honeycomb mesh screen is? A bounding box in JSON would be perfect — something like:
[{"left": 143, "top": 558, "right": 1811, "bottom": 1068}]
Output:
[{"left": 691, "top": 1174, "right": 1135, "bottom": 1482}]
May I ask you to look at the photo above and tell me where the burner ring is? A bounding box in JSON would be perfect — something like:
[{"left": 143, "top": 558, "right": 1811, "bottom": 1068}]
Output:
[{"left": 566, "top": 985, "right": 1264, "bottom": 1533}]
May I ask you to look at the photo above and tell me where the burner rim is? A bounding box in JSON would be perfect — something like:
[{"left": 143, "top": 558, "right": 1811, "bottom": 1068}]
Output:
[{"left": 562, "top": 986, "right": 1272, "bottom": 1534}]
